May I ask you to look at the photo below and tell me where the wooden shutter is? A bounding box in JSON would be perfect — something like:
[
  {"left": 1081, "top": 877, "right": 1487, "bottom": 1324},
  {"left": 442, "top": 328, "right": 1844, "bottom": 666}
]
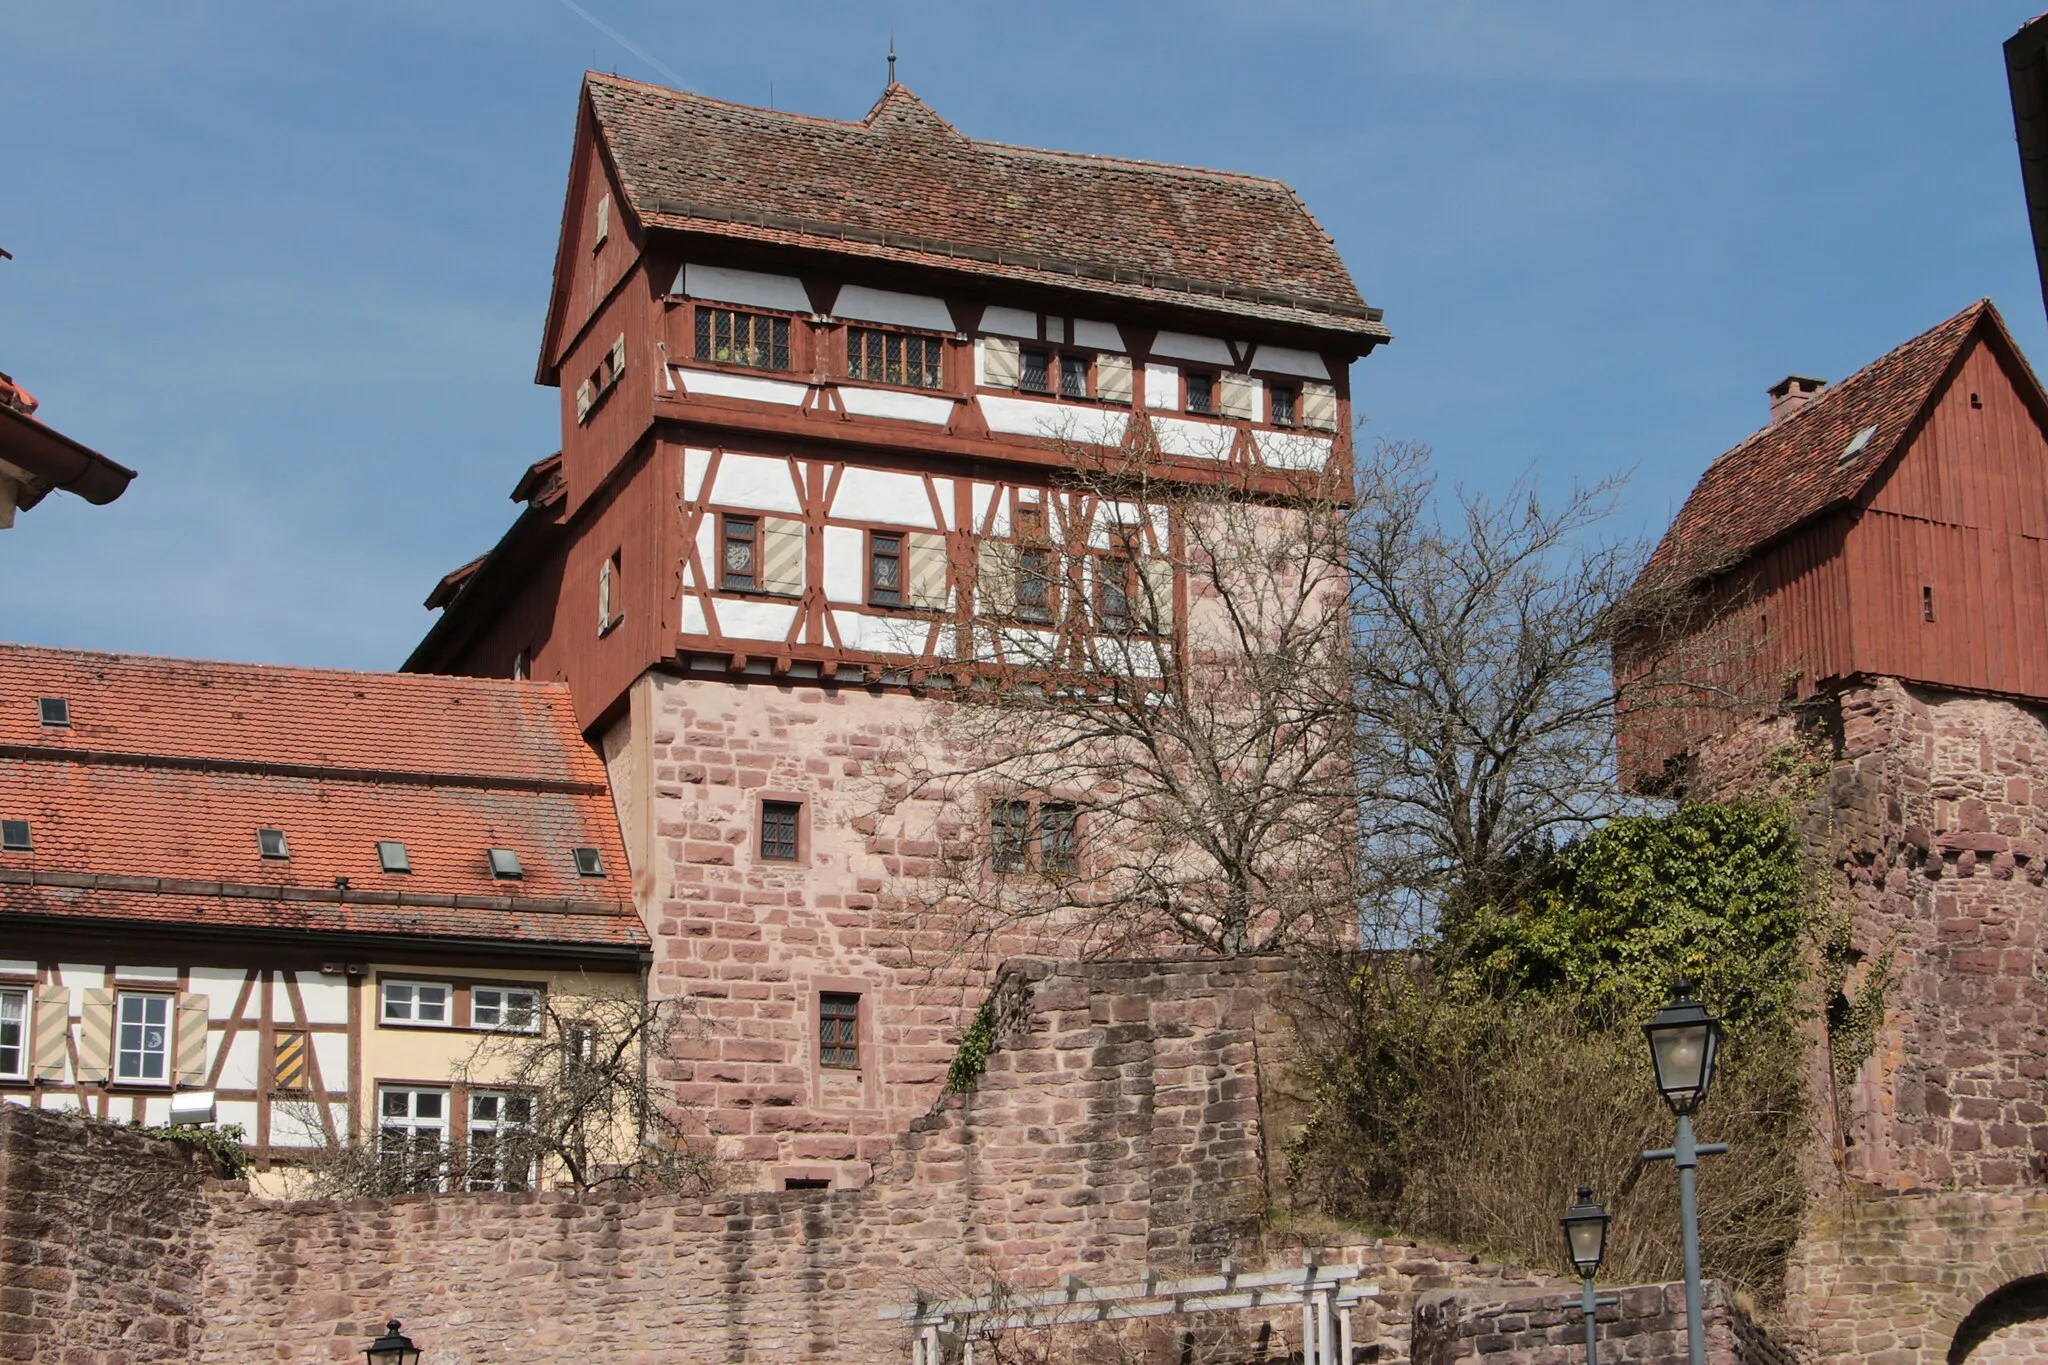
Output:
[
  {"left": 977, "top": 539, "right": 1017, "bottom": 617},
  {"left": 77, "top": 988, "right": 113, "bottom": 1085},
  {"left": 981, "top": 338, "right": 1020, "bottom": 389},
  {"left": 609, "top": 334, "right": 627, "bottom": 384},
  {"left": 175, "top": 995, "right": 210, "bottom": 1088},
  {"left": 1096, "top": 354, "right": 1133, "bottom": 405},
  {"left": 1140, "top": 558, "right": 1175, "bottom": 633},
  {"left": 1301, "top": 381, "right": 1338, "bottom": 431},
  {"left": 32, "top": 986, "right": 69, "bottom": 1082},
  {"left": 760, "top": 517, "right": 806, "bottom": 597},
  {"left": 1219, "top": 373, "right": 1257, "bottom": 420},
  {"left": 575, "top": 379, "right": 595, "bottom": 423},
  {"left": 595, "top": 191, "right": 611, "bottom": 246},
  {"left": 906, "top": 532, "right": 949, "bottom": 609},
  {"left": 597, "top": 557, "right": 613, "bottom": 630}
]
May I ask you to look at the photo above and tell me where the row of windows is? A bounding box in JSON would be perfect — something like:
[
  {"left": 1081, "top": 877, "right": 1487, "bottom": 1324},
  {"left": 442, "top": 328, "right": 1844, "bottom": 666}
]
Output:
[
  {"left": 378, "top": 1085, "right": 535, "bottom": 1193},
  {"left": 744, "top": 796, "right": 1081, "bottom": 877},
  {"left": 380, "top": 980, "right": 540, "bottom": 1032},
  {"left": 683, "top": 304, "right": 1337, "bottom": 428}
]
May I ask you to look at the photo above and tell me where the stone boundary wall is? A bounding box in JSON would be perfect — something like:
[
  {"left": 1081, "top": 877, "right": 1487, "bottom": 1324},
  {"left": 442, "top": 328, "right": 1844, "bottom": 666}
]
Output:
[
  {"left": 1413, "top": 1282, "right": 1793, "bottom": 1365},
  {"left": 0, "top": 955, "right": 1797, "bottom": 1364}
]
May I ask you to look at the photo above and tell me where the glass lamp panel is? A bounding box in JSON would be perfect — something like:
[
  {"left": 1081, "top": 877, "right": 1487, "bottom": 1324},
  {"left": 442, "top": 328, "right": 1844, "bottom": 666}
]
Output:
[
  {"left": 1650, "top": 1021, "right": 1711, "bottom": 1102},
  {"left": 1566, "top": 1218, "right": 1605, "bottom": 1272}
]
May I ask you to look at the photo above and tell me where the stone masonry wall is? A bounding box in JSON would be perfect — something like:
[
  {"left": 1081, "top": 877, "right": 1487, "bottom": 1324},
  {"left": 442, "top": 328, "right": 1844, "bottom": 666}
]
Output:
[
  {"left": 0, "top": 1103, "right": 213, "bottom": 1362},
  {"left": 605, "top": 672, "right": 1082, "bottom": 1187},
  {"left": 0, "top": 955, "right": 1791, "bottom": 1365},
  {"left": 1692, "top": 678, "right": 2048, "bottom": 1362},
  {"left": 1413, "top": 1282, "right": 1794, "bottom": 1365}
]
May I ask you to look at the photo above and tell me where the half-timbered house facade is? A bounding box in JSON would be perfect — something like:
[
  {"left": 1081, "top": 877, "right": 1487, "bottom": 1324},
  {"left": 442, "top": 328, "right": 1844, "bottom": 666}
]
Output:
[
  {"left": 406, "top": 74, "right": 1385, "bottom": 1185},
  {"left": 0, "top": 644, "right": 645, "bottom": 1193}
]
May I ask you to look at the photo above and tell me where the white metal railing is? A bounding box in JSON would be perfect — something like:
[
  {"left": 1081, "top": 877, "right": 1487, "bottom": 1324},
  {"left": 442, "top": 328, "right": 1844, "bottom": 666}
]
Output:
[{"left": 882, "top": 1257, "right": 1379, "bottom": 1365}]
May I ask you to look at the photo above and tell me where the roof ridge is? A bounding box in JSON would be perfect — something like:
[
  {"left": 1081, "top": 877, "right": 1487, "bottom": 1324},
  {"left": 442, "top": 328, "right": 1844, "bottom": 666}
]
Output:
[
  {"left": 0, "top": 640, "right": 571, "bottom": 694},
  {"left": 586, "top": 70, "right": 871, "bottom": 132}
]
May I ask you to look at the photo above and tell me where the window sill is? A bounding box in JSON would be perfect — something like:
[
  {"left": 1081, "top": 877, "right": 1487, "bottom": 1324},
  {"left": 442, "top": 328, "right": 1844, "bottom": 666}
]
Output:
[
  {"left": 378, "top": 1019, "right": 454, "bottom": 1031},
  {"left": 598, "top": 613, "right": 624, "bottom": 638},
  {"left": 687, "top": 358, "right": 798, "bottom": 379},
  {"left": 717, "top": 586, "right": 803, "bottom": 601}
]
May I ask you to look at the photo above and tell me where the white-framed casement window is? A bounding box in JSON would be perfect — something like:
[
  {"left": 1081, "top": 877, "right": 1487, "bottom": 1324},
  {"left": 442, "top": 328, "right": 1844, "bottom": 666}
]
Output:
[
  {"left": 377, "top": 1086, "right": 449, "bottom": 1193},
  {"left": 471, "top": 986, "right": 541, "bottom": 1034},
  {"left": 465, "top": 1090, "right": 535, "bottom": 1192},
  {"left": 0, "top": 987, "right": 26, "bottom": 1079},
  {"left": 114, "top": 992, "right": 173, "bottom": 1084},
  {"left": 380, "top": 980, "right": 451, "bottom": 1026}
]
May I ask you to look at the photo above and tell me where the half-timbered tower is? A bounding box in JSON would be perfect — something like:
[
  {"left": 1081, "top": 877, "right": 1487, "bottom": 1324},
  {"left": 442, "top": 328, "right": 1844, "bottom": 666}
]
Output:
[{"left": 407, "top": 74, "right": 1386, "bottom": 1185}]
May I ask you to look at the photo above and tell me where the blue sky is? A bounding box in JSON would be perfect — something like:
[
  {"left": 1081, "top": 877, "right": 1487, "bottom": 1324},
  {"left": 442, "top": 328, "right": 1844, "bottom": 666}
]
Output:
[{"left": 3, "top": 3, "right": 2044, "bottom": 669}]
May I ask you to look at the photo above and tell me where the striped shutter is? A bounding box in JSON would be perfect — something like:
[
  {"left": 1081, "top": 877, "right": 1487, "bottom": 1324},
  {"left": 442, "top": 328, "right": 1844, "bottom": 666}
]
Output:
[
  {"left": 906, "top": 532, "right": 949, "bottom": 609},
  {"left": 77, "top": 988, "right": 114, "bottom": 1084},
  {"left": 977, "top": 539, "right": 1017, "bottom": 617},
  {"left": 1301, "top": 381, "right": 1338, "bottom": 431},
  {"left": 760, "top": 518, "right": 806, "bottom": 597},
  {"left": 609, "top": 333, "right": 627, "bottom": 384},
  {"left": 1096, "top": 354, "right": 1133, "bottom": 405},
  {"left": 174, "top": 995, "right": 209, "bottom": 1088},
  {"left": 1140, "top": 558, "right": 1175, "bottom": 633},
  {"left": 32, "top": 986, "right": 70, "bottom": 1082},
  {"left": 575, "top": 379, "right": 596, "bottom": 423},
  {"left": 1219, "top": 373, "right": 1257, "bottom": 420},
  {"left": 980, "top": 338, "right": 1020, "bottom": 389}
]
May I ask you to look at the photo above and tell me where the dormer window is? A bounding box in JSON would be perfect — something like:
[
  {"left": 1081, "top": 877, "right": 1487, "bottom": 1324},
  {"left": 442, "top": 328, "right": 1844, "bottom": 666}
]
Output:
[
  {"left": 696, "top": 307, "right": 790, "bottom": 371},
  {"left": 848, "top": 327, "right": 943, "bottom": 389}
]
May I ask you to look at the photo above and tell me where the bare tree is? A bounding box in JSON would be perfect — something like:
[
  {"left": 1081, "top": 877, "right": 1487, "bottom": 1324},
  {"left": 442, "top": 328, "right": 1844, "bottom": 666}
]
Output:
[
  {"left": 875, "top": 427, "right": 1358, "bottom": 959},
  {"left": 286, "top": 985, "right": 719, "bottom": 1198}
]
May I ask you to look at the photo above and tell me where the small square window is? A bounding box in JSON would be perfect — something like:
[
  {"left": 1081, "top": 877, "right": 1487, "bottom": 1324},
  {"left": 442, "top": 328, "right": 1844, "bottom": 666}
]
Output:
[
  {"left": 1186, "top": 372, "right": 1216, "bottom": 415},
  {"left": 0, "top": 820, "right": 29, "bottom": 852},
  {"left": 257, "top": 828, "right": 290, "bottom": 860},
  {"left": 1059, "top": 355, "right": 1089, "bottom": 399},
  {"left": 473, "top": 986, "right": 541, "bottom": 1033},
  {"left": 819, "top": 993, "right": 859, "bottom": 1069},
  {"left": 377, "top": 841, "right": 411, "bottom": 873},
  {"left": 869, "top": 533, "right": 903, "bottom": 607},
  {"left": 722, "top": 515, "right": 759, "bottom": 591},
  {"left": 488, "top": 848, "right": 523, "bottom": 880},
  {"left": 381, "top": 980, "right": 450, "bottom": 1026},
  {"left": 1019, "top": 349, "right": 1051, "bottom": 394},
  {"left": 1270, "top": 385, "right": 1299, "bottom": 427},
  {"left": 37, "top": 697, "right": 69, "bottom": 727},
  {"left": 572, "top": 846, "right": 606, "bottom": 877},
  {"left": 784, "top": 1177, "right": 832, "bottom": 1190},
  {"left": 760, "top": 801, "right": 801, "bottom": 862}
]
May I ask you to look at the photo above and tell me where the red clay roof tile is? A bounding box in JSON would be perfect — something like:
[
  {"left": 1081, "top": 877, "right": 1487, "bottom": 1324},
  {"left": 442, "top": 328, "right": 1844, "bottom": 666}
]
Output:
[{"left": 586, "top": 74, "right": 1385, "bottom": 341}]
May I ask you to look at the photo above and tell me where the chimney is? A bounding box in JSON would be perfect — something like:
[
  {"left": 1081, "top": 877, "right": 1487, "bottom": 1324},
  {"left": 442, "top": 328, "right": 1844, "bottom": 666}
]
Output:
[{"left": 1768, "top": 374, "right": 1825, "bottom": 424}]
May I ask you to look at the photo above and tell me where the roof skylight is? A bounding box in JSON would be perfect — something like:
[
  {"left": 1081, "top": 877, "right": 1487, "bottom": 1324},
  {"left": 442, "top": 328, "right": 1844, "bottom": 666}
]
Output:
[
  {"left": 257, "top": 828, "right": 290, "bottom": 860},
  {"left": 1839, "top": 424, "right": 1879, "bottom": 463},
  {"left": 1, "top": 820, "right": 30, "bottom": 851},
  {"left": 488, "top": 847, "right": 523, "bottom": 880},
  {"left": 377, "top": 841, "right": 411, "bottom": 874},
  {"left": 573, "top": 846, "right": 605, "bottom": 878},
  {"left": 37, "top": 697, "right": 69, "bottom": 727}
]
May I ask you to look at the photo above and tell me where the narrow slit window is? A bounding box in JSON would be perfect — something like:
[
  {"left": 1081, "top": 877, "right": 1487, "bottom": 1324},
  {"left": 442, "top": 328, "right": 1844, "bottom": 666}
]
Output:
[
  {"left": 1096, "top": 558, "right": 1132, "bottom": 634},
  {"left": 1040, "top": 803, "right": 1078, "bottom": 874},
  {"left": 722, "top": 515, "right": 758, "bottom": 591},
  {"left": 869, "top": 533, "right": 903, "bottom": 607},
  {"left": 991, "top": 800, "right": 1030, "bottom": 873},
  {"left": 760, "top": 800, "right": 801, "bottom": 862},
  {"left": 819, "top": 993, "right": 859, "bottom": 1069},
  {"left": 1923, "top": 586, "right": 1935, "bottom": 622}
]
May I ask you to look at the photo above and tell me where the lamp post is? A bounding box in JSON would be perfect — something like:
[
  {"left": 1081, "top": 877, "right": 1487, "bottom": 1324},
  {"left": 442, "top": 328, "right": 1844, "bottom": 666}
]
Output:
[
  {"left": 364, "top": 1319, "right": 421, "bottom": 1365},
  {"left": 1560, "top": 1186, "right": 1615, "bottom": 1365},
  {"left": 1641, "top": 981, "right": 1728, "bottom": 1365}
]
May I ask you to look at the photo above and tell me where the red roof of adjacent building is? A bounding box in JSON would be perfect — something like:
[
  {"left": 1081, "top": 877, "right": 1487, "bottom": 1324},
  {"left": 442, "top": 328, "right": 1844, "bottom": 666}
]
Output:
[
  {"left": 0, "top": 644, "right": 643, "bottom": 952},
  {"left": 584, "top": 74, "right": 1386, "bottom": 341},
  {"left": 1645, "top": 300, "right": 2032, "bottom": 581}
]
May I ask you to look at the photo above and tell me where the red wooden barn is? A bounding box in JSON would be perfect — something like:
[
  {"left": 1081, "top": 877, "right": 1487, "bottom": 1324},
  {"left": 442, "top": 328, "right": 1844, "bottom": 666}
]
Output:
[{"left": 1619, "top": 298, "right": 2048, "bottom": 783}]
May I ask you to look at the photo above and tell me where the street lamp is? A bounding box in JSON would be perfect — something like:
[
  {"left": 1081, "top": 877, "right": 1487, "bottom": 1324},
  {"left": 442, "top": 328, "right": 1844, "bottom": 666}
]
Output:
[
  {"left": 1641, "top": 982, "right": 1728, "bottom": 1365},
  {"left": 364, "top": 1319, "right": 421, "bottom": 1365},
  {"left": 1560, "top": 1187, "right": 1615, "bottom": 1365}
]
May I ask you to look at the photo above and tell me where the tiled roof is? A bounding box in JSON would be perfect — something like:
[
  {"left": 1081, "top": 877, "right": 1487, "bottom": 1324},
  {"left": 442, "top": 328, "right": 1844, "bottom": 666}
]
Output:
[
  {"left": 586, "top": 74, "right": 1386, "bottom": 341},
  {"left": 1646, "top": 300, "right": 2003, "bottom": 580},
  {"left": 0, "top": 644, "right": 642, "bottom": 951}
]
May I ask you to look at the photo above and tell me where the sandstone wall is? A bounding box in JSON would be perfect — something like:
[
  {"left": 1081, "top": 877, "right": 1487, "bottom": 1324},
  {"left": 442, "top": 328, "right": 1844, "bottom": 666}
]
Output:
[
  {"left": 1693, "top": 678, "right": 2048, "bottom": 1361},
  {"left": 1412, "top": 1282, "right": 1793, "bottom": 1365}
]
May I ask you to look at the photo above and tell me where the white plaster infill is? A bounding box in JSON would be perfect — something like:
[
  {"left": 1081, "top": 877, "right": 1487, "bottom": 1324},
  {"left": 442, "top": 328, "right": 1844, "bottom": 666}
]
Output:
[
  {"left": 1150, "top": 330, "right": 1236, "bottom": 366},
  {"left": 833, "top": 285, "right": 954, "bottom": 332},
  {"left": 1255, "top": 430, "right": 1334, "bottom": 471},
  {"left": 836, "top": 386, "right": 955, "bottom": 425},
  {"left": 708, "top": 453, "right": 804, "bottom": 515},
  {"left": 675, "top": 264, "right": 811, "bottom": 313},
  {"left": 718, "top": 597, "right": 801, "bottom": 644},
  {"left": 1150, "top": 415, "right": 1234, "bottom": 461},
  {"left": 977, "top": 395, "right": 1129, "bottom": 447},
  {"left": 1246, "top": 344, "right": 1331, "bottom": 380},
  {"left": 831, "top": 467, "right": 940, "bottom": 528},
  {"left": 672, "top": 367, "right": 808, "bottom": 406},
  {"left": 981, "top": 306, "right": 1039, "bottom": 339}
]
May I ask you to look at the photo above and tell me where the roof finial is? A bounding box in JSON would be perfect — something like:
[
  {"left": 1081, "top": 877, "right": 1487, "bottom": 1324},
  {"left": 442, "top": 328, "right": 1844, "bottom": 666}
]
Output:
[{"left": 887, "top": 34, "right": 896, "bottom": 87}]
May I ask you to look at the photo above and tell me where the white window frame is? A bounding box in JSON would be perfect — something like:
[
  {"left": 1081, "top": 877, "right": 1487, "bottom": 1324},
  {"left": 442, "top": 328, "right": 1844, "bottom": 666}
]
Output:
[
  {"left": 471, "top": 986, "right": 541, "bottom": 1034},
  {"left": 114, "top": 991, "right": 172, "bottom": 1084},
  {"left": 0, "top": 987, "right": 26, "bottom": 1080},
  {"left": 380, "top": 979, "right": 452, "bottom": 1027},
  {"left": 377, "top": 1085, "right": 450, "bottom": 1193},
  {"left": 464, "top": 1089, "right": 535, "bottom": 1192}
]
